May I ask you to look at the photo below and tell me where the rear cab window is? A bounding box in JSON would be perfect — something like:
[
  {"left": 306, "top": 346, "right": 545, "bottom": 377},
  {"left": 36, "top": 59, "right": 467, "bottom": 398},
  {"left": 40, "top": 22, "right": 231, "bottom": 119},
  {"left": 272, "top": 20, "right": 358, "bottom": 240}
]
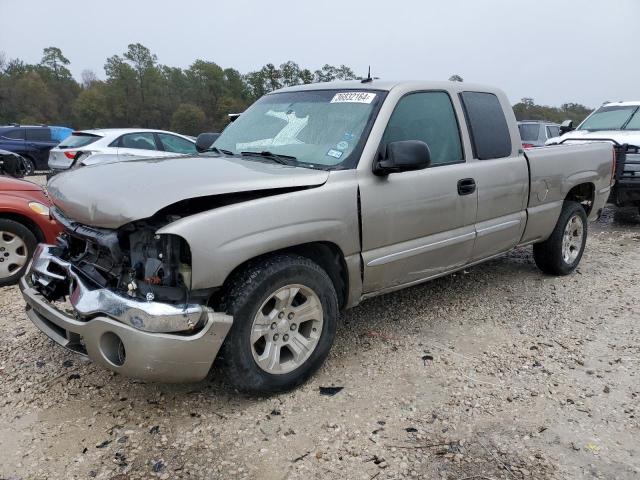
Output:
[
  {"left": 460, "top": 92, "right": 512, "bottom": 159},
  {"left": 58, "top": 132, "right": 101, "bottom": 148}
]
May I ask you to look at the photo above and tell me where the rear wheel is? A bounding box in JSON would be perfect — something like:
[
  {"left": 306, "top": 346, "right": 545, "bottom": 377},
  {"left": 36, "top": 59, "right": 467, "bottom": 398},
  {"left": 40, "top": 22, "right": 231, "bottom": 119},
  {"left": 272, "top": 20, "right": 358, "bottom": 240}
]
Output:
[
  {"left": 533, "top": 201, "right": 587, "bottom": 275},
  {"left": 220, "top": 254, "right": 338, "bottom": 393},
  {"left": 0, "top": 219, "right": 37, "bottom": 287}
]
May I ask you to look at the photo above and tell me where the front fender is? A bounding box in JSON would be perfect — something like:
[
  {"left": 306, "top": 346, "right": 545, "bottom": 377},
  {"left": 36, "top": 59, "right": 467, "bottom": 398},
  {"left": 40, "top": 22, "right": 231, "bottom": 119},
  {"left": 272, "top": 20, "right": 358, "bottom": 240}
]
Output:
[{"left": 157, "top": 171, "right": 360, "bottom": 290}]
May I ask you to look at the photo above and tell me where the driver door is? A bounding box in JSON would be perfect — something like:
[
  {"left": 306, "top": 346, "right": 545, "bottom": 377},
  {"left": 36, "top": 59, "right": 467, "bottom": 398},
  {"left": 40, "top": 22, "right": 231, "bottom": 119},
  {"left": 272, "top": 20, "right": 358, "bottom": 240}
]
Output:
[{"left": 359, "top": 91, "right": 477, "bottom": 293}]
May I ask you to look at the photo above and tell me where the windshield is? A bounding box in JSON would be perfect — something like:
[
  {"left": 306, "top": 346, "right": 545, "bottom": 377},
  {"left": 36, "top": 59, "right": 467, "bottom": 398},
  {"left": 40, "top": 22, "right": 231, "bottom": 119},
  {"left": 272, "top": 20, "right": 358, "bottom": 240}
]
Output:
[
  {"left": 213, "top": 89, "right": 384, "bottom": 169},
  {"left": 578, "top": 105, "right": 640, "bottom": 131}
]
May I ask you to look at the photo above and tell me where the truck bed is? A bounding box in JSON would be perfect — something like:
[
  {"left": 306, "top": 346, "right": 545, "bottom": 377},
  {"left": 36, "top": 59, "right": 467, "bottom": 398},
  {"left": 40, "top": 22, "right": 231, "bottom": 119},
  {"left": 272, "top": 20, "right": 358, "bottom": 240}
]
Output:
[{"left": 520, "top": 142, "right": 613, "bottom": 245}]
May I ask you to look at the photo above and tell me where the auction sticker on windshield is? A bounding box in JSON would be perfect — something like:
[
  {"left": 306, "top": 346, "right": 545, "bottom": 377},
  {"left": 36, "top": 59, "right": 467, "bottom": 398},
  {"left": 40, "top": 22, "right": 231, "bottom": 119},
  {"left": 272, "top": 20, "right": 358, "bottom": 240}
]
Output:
[{"left": 330, "top": 92, "right": 377, "bottom": 104}]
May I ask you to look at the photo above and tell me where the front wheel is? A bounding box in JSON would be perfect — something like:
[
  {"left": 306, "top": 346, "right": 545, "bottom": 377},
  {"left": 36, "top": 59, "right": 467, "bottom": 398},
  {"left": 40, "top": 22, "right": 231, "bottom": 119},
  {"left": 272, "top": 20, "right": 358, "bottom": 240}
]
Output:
[
  {"left": 220, "top": 254, "right": 338, "bottom": 394},
  {"left": 533, "top": 201, "right": 587, "bottom": 276},
  {"left": 0, "top": 219, "right": 38, "bottom": 287}
]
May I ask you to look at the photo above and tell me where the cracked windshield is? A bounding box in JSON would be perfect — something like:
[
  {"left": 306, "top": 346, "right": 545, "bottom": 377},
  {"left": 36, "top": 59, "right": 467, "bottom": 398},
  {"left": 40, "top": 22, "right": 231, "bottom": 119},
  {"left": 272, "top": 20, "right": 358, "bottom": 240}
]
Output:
[{"left": 213, "top": 90, "right": 381, "bottom": 168}]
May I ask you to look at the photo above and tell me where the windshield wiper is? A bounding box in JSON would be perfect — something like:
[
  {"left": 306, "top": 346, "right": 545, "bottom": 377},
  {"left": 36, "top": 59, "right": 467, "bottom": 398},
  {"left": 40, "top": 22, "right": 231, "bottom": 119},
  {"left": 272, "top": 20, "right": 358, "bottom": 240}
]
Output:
[
  {"left": 207, "top": 146, "right": 235, "bottom": 155},
  {"left": 240, "top": 151, "right": 298, "bottom": 166}
]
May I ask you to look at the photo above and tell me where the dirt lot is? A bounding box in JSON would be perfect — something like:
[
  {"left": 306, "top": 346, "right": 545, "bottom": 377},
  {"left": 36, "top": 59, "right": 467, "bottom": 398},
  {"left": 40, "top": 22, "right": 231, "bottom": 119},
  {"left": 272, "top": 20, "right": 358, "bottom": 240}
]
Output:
[{"left": 1, "top": 202, "right": 639, "bottom": 480}]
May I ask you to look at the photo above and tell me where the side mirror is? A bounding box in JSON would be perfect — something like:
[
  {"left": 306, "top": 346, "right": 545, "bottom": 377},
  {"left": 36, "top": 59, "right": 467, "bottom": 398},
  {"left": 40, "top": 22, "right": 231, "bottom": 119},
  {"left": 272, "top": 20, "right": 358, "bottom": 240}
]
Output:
[
  {"left": 559, "top": 120, "right": 574, "bottom": 135},
  {"left": 374, "top": 140, "right": 431, "bottom": 176},
  {"left": 195, "top": 132, "right": 221, "bottom": 153}
]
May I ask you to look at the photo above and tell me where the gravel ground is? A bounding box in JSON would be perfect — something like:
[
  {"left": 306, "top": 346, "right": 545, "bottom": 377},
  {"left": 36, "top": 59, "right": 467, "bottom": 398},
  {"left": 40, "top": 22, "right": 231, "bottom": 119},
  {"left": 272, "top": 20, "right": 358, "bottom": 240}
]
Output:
[{"left": 1, "top": 203, "right": 639, "bottom": 480}]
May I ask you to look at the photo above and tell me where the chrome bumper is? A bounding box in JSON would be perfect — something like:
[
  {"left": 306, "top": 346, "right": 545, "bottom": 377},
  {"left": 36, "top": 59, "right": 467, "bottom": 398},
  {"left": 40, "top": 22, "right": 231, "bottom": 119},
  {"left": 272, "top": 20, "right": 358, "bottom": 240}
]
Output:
[
  {"left": 20, "top": 245, "right": 234, "bottom": 383},
  {"left": 30, "top": 244, "right": 207, "bottom": 333}
]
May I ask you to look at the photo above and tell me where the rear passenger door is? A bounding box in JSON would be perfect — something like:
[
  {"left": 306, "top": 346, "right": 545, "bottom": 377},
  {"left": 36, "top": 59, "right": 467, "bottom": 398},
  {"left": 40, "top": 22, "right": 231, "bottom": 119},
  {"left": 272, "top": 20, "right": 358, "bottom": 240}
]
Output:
[{"left": 459, "top": 91, "right": 529, "bottom": 262}]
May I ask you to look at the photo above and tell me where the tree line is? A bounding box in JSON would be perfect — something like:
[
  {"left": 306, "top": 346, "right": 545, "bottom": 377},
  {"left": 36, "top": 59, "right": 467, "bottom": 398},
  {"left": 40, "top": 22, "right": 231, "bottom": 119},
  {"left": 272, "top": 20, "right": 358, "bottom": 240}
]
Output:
[
  {"left": 0, "top": 45, "right": 359, "bottom": 135},
  {"left": 0, "top": 45, "right": 592, "bottom": 136}
]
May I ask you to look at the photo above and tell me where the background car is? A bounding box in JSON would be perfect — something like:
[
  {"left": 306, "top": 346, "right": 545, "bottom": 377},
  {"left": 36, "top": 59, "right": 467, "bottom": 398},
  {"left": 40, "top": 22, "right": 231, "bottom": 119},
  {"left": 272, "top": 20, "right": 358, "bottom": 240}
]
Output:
[
  {"left": 0, "top": 124, "right": 72, "bottom": 175},
  {"left": 0, "top": 176, "right": 62, "bottom": 286},
  {"left": 48, "top": 128, "right": 198, "bottom": 174},
  {"left": 517, "top": 120, "right": 560, "bottom": 148},
  {"left": 0, "top": 149, "right": 29, "bottom": 178}
]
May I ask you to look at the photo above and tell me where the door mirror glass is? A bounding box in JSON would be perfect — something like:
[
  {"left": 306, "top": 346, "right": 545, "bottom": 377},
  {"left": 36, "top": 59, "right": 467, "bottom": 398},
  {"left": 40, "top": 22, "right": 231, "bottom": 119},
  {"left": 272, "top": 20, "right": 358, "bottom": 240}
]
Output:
[
  {"left": 559, "top": 119, "right": 574, "bottom": 135},
  {"left": 195, "top": 132, "right": 221, "bottom": 153},
  {"left": 374, "top": 140, "right": 431, "bottom": 176}
]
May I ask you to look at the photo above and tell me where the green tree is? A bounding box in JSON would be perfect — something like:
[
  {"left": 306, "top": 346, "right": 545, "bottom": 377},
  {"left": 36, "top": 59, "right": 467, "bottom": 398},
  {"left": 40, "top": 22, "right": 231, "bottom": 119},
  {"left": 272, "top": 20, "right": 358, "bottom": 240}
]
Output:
[
  {"left": 335, "top": 65, "right": 357, "bottom": 80},
  {"left": 280, "top": 61, "right": 301, "bottom": 87},
  {"left": 299, "top": 68, "right": 314, "bottom": 84},
  {"left": 104, "top": 54, "right": 139, "bottom": 125},
  {"left": 170, "top": 103, "right": 207, "bottom": 135},
  {"left": 72, "top": 82, "right": 110, "bottom": 128},
  {"left": 40, "top": 47, "right": 73, "bottom": 81},
  {"left": 314, "top": 64, "right": 337, "bottom": 82}
]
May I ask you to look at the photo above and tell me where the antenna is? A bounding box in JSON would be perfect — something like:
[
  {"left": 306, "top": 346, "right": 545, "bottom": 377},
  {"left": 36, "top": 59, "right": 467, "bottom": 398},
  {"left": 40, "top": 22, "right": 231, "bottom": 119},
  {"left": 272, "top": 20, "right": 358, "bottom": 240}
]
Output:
[{"left": 361, "top": 66, "right": 373, "bottom": 83}]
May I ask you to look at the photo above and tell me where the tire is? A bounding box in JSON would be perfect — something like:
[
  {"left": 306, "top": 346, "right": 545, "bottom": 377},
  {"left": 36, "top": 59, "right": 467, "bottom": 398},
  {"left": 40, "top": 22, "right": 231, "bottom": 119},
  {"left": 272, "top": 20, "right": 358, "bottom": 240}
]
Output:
[
  {"left": 22, "top": 156, "right": 35, "bottom": 176},
  {"left": 0, "top": 219, "right": 38, "bottom": 287},
  {"left": 533, "top": 201, "right": 587, "bottom": 276},
  {"left": 220, "top": 254, "right": 338, "bottom": 394}
]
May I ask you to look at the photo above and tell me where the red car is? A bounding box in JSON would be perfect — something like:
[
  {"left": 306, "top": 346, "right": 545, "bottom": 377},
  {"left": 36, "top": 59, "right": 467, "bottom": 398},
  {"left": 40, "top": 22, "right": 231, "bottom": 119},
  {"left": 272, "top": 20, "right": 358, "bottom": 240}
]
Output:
[{"left": 0, "top": 176, "right": 62, "bottom": 286}]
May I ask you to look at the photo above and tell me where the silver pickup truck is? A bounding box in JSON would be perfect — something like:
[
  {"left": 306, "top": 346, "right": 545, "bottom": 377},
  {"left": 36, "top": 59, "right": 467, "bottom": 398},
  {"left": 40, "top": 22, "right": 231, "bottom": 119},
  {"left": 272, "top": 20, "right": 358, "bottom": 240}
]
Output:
[{"left": 20, "top": 81, "right": 614, "bottom": 393}]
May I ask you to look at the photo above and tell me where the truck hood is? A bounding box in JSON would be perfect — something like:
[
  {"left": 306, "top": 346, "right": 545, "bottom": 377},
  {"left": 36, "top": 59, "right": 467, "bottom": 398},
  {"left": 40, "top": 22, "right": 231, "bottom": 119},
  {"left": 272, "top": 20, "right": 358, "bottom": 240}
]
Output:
[
  {"left": 552, "top": 129, "right": 640, "bottom": 146},
  {"left": 47, "top": 154, "right": 329, "bottom": 228}
]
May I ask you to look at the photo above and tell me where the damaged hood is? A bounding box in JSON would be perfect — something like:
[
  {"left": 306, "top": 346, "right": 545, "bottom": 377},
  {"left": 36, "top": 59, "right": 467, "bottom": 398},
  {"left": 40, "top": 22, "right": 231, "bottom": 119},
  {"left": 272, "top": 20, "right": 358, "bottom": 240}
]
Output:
[{"left": 47, "top": 155, "right": 329, "bottom": 228}]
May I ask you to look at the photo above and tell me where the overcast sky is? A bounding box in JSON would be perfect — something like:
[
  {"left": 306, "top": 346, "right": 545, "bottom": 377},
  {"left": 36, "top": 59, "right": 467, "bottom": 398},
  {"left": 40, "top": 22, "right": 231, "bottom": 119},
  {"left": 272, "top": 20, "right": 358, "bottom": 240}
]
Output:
[{"left": 1, "top": 0, "right": 637, "bottom": 107}]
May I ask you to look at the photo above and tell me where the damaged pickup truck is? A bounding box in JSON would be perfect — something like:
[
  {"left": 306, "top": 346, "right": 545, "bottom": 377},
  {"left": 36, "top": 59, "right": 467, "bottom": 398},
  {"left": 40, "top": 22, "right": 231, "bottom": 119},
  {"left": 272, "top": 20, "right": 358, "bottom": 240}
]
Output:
[{"left": 20, "top": 81, "right": 614, "bottom": 393}]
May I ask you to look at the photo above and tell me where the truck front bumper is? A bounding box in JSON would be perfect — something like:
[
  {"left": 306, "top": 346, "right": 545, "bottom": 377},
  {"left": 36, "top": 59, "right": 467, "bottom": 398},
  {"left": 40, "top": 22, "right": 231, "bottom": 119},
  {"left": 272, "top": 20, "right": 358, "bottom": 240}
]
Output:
[{"left": 20, "top": 245, "right": 233, "bottom": 383}]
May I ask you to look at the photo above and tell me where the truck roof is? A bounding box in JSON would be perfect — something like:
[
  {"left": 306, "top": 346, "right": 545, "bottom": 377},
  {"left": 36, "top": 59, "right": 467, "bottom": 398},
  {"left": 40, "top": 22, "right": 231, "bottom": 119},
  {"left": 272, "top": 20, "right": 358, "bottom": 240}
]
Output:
[
  {"left": 602, "top": 100, "right": 640, "bottom": 107},
  {"left": 273, "top": 79, "right": 504, "bottom": 95}
]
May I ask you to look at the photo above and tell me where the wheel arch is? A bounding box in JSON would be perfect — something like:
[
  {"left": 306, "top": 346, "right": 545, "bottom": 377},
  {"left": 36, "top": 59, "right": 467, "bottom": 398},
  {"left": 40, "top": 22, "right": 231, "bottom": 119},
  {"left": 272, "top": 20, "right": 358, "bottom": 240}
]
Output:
[
  {"left": 565, "top": 182, "right": 595, "bottom": 216},
  {"left": 0, "top": 212, "right": 45, "bottom": 243},
  {"left": 214, "top": 241, "right": 350, "bottom": 311}
]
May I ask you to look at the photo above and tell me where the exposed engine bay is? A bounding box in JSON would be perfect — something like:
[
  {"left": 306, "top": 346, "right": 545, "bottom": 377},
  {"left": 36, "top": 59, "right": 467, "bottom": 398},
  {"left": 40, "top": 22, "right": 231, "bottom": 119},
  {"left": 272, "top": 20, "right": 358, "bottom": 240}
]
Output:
[{"left": 42, "top": 208, "right": 200, "bottom": 305}]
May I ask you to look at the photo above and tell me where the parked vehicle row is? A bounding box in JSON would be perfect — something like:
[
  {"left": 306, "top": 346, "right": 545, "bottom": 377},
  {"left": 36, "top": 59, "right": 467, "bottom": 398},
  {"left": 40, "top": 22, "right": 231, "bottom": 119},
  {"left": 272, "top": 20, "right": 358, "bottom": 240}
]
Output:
[
  {"left": 48, "top": 128, "right": 197, "bottom": 174},
  {"left": 546, "top": 101, "right": 640, "bottom": 212},
  {"left": 517, "top": 120, "right": 560, "bottom": 148},
  {"left": 18, "top": 80, "right": 615, "bottom": 393},
  {"left": 0, "top": 124, "right": 198, "bottom": 177},
  {"left": 0, "top": 149, "right": 30, "bottom": 178},
  {"left": 0, "top": 124, "right": 72, "bottom": 175}
]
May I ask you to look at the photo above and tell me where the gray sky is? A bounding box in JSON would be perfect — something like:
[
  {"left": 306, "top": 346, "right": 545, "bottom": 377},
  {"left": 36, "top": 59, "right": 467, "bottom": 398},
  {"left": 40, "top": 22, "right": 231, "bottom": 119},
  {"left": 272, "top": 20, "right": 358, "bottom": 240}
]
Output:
[{"left": 1, "top": 0, "right": 637, "bottom": 107}]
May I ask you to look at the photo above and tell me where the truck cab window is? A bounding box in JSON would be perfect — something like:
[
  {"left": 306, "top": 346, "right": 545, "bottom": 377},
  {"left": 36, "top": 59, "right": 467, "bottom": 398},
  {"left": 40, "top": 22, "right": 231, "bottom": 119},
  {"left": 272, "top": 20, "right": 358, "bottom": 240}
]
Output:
[
  {"left": 380, "top": 92, "right": 463, "bottom": 166},
  {"left": 460, "top": 91, "right": 511, "bottom": 160}
]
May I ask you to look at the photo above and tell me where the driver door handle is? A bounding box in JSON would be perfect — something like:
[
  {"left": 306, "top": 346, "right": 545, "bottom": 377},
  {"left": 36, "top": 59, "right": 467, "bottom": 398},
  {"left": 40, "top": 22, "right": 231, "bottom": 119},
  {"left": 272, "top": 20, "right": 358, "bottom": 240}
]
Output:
[{"left": 457, "top": 178, "right": 476, "bottom": 196}]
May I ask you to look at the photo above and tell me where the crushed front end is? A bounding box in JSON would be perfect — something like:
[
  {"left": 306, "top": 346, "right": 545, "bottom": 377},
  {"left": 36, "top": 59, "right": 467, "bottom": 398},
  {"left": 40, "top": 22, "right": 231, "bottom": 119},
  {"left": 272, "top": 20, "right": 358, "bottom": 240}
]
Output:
[{"left": 19, "top": 208, "right": 232, "bottom": 383}]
